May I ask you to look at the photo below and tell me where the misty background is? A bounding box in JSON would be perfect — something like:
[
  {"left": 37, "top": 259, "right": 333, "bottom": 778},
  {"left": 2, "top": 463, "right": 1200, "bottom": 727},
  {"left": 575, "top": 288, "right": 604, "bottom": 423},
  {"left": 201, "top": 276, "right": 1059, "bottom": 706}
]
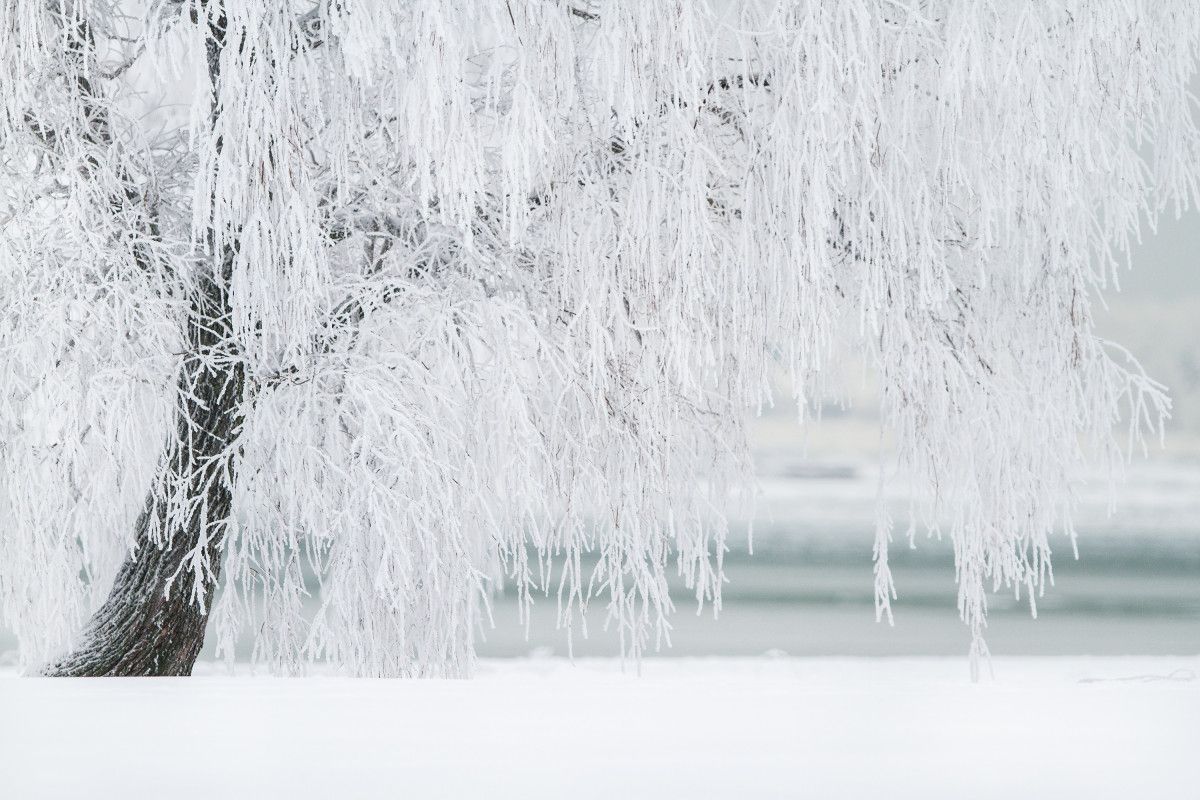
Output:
[{"left": 473, "top": 208, "right": 1200, "bottom": 660}]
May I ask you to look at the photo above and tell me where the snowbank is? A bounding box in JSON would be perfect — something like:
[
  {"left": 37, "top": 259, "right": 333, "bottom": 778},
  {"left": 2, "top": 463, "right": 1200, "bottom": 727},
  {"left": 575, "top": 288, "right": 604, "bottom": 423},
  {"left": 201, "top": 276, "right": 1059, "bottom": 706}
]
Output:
[{"left": 2, "top": 656, "right": 1196, "bottom": 799}]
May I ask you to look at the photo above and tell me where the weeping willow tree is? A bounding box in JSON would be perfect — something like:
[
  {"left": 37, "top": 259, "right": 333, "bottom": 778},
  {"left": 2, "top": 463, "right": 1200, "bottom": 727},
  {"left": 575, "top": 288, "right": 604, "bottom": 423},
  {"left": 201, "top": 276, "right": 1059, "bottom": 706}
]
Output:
[{"left": 0, "top": 0, "right": 1196, "bottom": 677}]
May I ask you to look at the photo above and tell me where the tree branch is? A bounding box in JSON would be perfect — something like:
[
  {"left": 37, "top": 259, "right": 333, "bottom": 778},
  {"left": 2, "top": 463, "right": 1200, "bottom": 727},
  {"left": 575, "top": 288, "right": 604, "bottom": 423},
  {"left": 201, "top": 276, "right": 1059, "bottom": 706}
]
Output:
[
  {"left": 262, "top": 228, "right": 406, "bottom": 388},
  {"left": 567, "top": 5, "right": 598, "bottom": 21},
  {"left": 48, "top": 12, "right": 173, "bottom": 292}
]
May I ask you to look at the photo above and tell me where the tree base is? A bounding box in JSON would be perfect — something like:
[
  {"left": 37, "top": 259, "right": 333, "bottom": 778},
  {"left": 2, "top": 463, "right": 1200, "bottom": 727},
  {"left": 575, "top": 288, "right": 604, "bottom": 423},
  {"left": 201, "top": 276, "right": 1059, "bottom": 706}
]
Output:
[{"left": 42, "top": 532, "right": 218, "bottom": 677}]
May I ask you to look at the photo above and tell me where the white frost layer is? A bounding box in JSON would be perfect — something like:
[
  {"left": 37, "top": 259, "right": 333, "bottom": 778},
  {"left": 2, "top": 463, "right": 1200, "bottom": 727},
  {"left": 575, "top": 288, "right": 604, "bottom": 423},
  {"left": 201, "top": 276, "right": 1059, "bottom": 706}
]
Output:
[{"left": 2, "top": 656, "right": 1197, "bottom": 800}]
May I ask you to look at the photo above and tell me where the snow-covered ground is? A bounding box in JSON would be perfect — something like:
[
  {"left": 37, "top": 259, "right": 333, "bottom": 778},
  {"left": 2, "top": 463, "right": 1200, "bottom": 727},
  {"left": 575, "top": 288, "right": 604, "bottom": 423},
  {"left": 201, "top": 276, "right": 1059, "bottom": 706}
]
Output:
[{"left": 2, "top": 656, "right": 1197, "bottom": 799}]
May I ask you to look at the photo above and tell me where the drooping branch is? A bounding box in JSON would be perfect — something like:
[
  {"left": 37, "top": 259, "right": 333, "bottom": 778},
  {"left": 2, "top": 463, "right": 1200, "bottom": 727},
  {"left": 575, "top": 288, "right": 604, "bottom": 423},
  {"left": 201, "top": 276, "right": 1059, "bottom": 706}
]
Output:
[
  {"left": 261, "top": 228, "right": 404, "bottom": 388},
  {"left": 25, "top": 10, "right": 174, "bottom": 292}
]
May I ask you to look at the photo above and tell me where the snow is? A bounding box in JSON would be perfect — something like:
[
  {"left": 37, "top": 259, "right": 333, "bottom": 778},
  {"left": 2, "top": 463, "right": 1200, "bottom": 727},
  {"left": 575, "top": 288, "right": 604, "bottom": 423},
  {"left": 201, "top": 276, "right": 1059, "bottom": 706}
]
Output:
[{"left": 2, "top": 656, "right": 1197, "bottom": 799}]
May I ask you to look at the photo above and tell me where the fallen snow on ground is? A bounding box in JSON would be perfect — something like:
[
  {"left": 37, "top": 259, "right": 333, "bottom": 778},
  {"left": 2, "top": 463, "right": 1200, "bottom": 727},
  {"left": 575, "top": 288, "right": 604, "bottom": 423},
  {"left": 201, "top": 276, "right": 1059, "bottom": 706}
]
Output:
[{"left": 2, "top": 656, "right": 1197, "bottom": 799}]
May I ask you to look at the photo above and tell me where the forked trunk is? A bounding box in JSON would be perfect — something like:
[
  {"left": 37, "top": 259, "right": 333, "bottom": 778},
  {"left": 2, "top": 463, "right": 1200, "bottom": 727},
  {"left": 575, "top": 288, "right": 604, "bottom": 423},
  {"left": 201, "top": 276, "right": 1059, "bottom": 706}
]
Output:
[{"left": 44, "top": 276, "right": 243, "bottom": 677}]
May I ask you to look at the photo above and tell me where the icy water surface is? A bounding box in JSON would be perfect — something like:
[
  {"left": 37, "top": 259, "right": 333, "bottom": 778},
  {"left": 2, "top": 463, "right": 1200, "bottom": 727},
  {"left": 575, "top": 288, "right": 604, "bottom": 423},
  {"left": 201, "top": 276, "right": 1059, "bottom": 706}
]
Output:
[
  {"left": 476, "top": 529, "right": 1200, "bottom": 657},
  {"left": 1, "top": 460, "right": 1196, "bottom": 663},
  {"left": 476, "top": 459, "right": 1200, "bottom": 657}
]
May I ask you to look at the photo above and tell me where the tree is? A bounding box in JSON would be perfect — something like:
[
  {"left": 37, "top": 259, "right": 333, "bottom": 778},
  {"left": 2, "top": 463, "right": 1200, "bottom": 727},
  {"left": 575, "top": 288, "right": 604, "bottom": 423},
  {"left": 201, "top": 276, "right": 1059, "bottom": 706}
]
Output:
[{"left": 1, "top": 0, "right": 1197, "bottom": 677}]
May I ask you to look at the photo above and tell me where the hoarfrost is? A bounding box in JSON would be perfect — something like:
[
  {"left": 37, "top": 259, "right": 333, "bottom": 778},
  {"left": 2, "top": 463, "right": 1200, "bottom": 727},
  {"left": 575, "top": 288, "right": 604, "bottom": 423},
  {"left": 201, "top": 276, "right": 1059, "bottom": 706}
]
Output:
[{"left": 1, "top": 1, "right": 1197, "bottom": 676}]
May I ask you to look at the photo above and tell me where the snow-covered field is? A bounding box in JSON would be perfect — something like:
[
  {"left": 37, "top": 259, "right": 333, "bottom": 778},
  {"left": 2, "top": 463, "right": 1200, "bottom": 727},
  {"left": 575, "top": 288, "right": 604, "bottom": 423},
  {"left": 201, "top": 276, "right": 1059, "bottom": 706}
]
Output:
[{"left": 3, "top": 656, "right": 1197, "bottom": 799}]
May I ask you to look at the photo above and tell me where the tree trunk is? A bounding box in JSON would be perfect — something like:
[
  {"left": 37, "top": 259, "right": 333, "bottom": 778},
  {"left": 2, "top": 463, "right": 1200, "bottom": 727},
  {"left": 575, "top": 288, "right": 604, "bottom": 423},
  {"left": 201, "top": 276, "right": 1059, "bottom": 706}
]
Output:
[
  {"left": 42, "top": 1, "right": 243, "bottom": 678},
  {"left": 44, "top": 275, "right": 243, "bottom": 677}
]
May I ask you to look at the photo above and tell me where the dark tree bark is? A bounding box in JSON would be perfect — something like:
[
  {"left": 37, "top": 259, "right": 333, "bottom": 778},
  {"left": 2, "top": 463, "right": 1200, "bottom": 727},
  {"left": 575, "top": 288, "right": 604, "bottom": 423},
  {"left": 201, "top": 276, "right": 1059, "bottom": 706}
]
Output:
[
  {"left": 44, "top": 270, "right": 244, "bottom": 677},
  {"left": 45, "top": 3, "right": 240, "bottom": 677}
]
